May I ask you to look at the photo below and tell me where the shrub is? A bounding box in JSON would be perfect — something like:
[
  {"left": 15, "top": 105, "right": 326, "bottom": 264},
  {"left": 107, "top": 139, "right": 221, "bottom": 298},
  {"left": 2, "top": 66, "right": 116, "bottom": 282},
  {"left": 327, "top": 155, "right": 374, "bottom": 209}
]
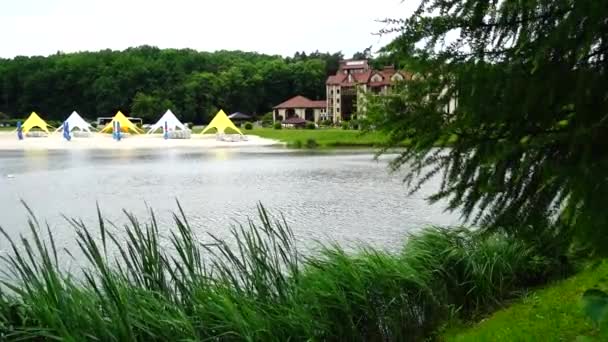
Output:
[
  {"left": 273, "top": 122, "right": 282, "bottom": 130},
  {"left": 244, "top": 122, "right": 253, "bottom": 130},
  {"left": 47, "top": 120, "right": 62, "bottom": 128},
  {"left": 305, "top": 139, "right": 318, "bottom": 148},
  {"left": 349, "top": 119, "right": 360, "bottom": 130},
  {"left": 341, "top": 121, "right": 349, "bottom": 130},
  {"left": 320, "top": 119, "right": 332, "bottom": 127},
  {"left": 305, "top": 122, "right": 316, "bottom": 130},
  {"left": 289, "top": 140, "right": 302, "bottom": 148},
  {"left": 261, "top": 112, "right": 274, "bottom": 127}
]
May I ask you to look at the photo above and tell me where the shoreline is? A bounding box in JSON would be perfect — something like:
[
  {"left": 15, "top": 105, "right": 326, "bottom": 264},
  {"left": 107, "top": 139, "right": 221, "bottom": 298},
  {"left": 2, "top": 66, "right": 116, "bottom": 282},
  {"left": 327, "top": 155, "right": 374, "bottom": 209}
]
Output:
[{"left": 0, "top": 132, "right": 281, "bottom": 150}]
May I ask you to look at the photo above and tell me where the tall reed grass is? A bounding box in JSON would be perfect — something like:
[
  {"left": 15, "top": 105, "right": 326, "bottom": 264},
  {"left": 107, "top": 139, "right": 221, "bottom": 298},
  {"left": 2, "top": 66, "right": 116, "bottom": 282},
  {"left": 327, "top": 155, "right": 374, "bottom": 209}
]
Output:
[{"left": 0, "top": 202, "right": 565, "bottom": 341}]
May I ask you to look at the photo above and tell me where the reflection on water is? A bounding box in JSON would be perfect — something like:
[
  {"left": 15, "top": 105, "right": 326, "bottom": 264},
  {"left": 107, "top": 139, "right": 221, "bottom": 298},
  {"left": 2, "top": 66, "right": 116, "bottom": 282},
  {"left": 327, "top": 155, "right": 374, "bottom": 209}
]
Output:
[{"left": 0, "top": 148, "right": 460, "bottom": 257}]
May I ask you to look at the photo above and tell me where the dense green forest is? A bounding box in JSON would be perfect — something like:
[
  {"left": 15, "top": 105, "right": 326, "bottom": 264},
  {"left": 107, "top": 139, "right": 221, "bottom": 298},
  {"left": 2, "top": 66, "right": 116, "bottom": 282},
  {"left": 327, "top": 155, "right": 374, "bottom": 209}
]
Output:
[{"left": 0, "top": 47, "right": 344, "bottom": 124}]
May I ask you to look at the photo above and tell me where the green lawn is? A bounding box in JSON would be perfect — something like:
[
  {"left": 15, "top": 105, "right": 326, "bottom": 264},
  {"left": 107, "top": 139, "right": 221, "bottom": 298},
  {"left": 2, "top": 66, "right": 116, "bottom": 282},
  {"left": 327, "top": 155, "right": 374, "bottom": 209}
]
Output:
[
  {"left": 443, "top": 260, "right": 608, "bottom": 341},
  {"left": 224, "top": 127, "right": 403, "bottom": 148},
  {"left": 0, "top": 126, "right": 14, "bottom": 131},
  {"left": 194, "top": 127, "right": 394, "bottom": 148},
  {"left": 251, "top": 128, "right": 392, "bottom": 147}
]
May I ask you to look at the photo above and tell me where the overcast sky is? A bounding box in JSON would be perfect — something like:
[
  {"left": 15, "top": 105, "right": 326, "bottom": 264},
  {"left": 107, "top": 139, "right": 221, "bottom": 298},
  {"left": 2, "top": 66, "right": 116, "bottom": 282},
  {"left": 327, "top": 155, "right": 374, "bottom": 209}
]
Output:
[{"left": 0, "top": 0, "right": 416, "bottom": 59}]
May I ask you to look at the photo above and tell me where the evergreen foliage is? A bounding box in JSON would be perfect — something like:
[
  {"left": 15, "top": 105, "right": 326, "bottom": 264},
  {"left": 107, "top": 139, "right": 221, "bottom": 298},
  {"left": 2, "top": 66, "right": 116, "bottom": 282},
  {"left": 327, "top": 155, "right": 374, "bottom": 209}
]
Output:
[{"left": 368, "top": 0, "right": 608, "bottom": 250}]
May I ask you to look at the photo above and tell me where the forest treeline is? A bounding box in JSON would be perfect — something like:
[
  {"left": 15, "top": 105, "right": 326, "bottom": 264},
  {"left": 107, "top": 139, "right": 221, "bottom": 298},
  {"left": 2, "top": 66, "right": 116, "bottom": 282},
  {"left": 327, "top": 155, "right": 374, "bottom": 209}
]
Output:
[{"left": 0, "top": 47, "right": 345, "bottom": 124}]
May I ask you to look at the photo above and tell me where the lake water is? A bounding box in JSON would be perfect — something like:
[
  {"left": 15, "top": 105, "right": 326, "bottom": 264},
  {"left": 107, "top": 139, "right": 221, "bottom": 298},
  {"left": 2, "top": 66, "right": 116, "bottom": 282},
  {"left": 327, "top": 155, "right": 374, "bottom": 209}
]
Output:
[{"left": 0, "top": 147, "right": 460, "bottom": 258}]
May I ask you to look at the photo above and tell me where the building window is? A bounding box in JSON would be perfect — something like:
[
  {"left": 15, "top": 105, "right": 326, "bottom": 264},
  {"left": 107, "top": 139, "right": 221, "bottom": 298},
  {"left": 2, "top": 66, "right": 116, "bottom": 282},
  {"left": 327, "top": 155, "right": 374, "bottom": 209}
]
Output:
[
  {"left": 337, "top": 89, "right": 340, "bottom": 94},
  {"left": 371, "top": 74, "right": 383, "bottom": 82}
]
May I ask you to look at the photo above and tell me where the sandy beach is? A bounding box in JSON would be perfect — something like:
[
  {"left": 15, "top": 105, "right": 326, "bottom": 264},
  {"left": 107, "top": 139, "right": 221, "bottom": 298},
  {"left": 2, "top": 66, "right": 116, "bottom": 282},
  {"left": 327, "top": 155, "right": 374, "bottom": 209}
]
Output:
[{"left": 0, "top": 132, "right": 281, "bottom": 150}]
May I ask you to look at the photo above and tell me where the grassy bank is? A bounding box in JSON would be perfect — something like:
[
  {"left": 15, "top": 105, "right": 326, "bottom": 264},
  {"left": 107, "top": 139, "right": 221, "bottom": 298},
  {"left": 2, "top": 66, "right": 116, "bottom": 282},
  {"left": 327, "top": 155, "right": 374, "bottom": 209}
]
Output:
[
  {"left": 444, "top": 261, "right": 608, "bottom": 341},
  {"left": 247, "top": 128, "right": 396, "bottom": 148},
  {"left": 194, "top": 127, "right": 400, "bottom": 148},
  {"left": 0, "top": 204, "right": 569, "bottom": 340}
]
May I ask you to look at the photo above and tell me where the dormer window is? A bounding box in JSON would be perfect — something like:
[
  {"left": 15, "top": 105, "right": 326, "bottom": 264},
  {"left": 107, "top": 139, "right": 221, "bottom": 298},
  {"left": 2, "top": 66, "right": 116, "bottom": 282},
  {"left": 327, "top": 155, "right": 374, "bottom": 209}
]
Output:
[
  {"left": 371, "top": 74, "right": 383, "bottom": 83},
  {"left": 391, "top": 73, "right": 404, "bottom": 82}
]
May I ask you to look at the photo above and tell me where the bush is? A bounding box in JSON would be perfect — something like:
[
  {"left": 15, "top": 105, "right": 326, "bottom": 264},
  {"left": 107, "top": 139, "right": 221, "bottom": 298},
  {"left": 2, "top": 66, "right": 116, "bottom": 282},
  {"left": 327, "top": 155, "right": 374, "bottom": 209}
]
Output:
[
  {"left": 48, "top": 120, "right": 62, "bottom": 128},
  {"left": 289, "top": 140, "right": 302, "bottom": 148},
  {"left": 273, "top": 122, "right": 282, "bottom": 130},
  {"left": 261, "top": 112, "right": 274, "bottom": 127},
  {"left": 0, "top": 119, "right": 20, "bottom": 127},
  {"left": 244, "top": 122, "right": 253, "bottom": 130},
  {"left": 305, "top": 122, "right": 316, "bottom": 130},
  {"left": 320, "top": 119, "right": 332, "bottom": 127},
  {"left": 349, "top": 119, "right": 360, "bottom": 130},
  {"left": 305, "top": 139, "right": 318, "bottom": 148},
  {"left": 341, "top": 121, "right": 349, "bottom": 130}
]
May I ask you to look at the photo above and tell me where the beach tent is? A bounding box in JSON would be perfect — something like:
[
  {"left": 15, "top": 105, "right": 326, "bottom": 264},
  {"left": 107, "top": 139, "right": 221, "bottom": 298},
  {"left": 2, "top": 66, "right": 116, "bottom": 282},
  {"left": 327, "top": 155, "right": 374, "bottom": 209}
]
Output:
[
  {"left": 201, "top": 110, "right": 243, "bottom": 135},
  {"left": 147, "top": 109, "right": 188, "bottom": 134},
  {"left": 55, "top": 111, "right": 93, "bottom": 132},
  {"left": 20, "top": 112, "right": 52, "bottom": 134},
  {"left": 100, "top": 111, "right": 144, "bottom": 134}
]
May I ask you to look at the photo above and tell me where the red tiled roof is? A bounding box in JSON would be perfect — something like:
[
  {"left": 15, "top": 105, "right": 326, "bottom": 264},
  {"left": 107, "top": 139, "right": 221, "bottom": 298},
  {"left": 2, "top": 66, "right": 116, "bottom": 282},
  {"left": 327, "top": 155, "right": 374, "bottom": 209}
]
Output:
[
  {"left": 326, "top": 63, "right": 411, "bottom": 86},
  {"left": 328, "top": 70, "right": 372, "bottom": 85},
  {"left": 273, "top": 95, "right": 326, "bottom": 109},
  {"left": 326, "top": 74, "right": 345, "bottom": 85},
  {"left": 355, "top": 71, "right": 372, "bottom": 83}
]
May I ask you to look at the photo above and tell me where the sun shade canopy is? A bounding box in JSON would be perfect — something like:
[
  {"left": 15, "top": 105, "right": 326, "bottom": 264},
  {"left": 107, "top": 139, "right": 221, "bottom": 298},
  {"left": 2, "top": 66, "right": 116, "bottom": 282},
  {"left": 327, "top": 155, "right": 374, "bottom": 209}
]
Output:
[
  {"left": 201, "top": 110, "right": 243, "bottom": 135},
  {"left": 20, "top": 112, "right": 52, "bottom": 134},
  {"left": 147, "top": 110, "right": 188, "bottom": 134},
  {"left": 56, "top": 111, "right": 93, "bottom": 132},
  {"left": 100, "top": 111, "right": 144, "bottom": 134}
]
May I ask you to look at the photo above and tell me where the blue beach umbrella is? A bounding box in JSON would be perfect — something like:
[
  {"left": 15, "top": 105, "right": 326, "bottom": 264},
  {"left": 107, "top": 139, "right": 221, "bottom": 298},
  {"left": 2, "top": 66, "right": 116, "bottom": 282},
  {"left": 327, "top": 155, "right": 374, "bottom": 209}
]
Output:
[
  {"left": 63, "top": 122, "right": 71, "bottom": 141},
  {"left": 164, "top": 121, "right": 168, "bottom": 140},
  {"left": 17, "top": 121, "right": 23, "bottom": 140}
]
